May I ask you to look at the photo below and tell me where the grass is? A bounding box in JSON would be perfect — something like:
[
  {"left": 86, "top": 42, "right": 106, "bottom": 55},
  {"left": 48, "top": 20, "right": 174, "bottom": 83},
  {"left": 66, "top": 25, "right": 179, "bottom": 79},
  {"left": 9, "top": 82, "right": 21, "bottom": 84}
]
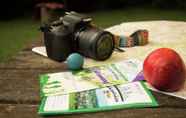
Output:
[
  {"left": 0, "top": 18, "right": 40, "bottom": 62},
  {"left": 90, "top": 7, "right": 186, "bottom": 28},
  {"left": 0, "top": 7, "right": 186, "bottom": 62}
]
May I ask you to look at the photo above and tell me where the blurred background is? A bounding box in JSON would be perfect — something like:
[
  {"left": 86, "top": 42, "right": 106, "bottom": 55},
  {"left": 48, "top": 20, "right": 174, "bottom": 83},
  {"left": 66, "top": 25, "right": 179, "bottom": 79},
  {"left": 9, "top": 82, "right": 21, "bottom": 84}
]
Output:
[{"left": 0, "top": 0, "right": 186, "bottom": 62}]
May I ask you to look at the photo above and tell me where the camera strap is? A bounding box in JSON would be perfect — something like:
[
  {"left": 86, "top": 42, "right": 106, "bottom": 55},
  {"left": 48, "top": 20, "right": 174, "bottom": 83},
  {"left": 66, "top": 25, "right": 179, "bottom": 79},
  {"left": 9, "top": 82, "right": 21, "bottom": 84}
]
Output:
[{"left": 114, "top": 47, "right": 125, "bottom": 52}]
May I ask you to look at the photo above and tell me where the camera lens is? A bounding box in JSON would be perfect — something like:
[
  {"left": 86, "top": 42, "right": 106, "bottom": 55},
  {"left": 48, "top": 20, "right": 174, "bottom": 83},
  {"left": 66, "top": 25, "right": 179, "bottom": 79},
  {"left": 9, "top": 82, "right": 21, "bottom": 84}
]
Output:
[
  {"left": 96, "top": 33, "right": 114, "bottom": 60},
  {"left": 76, "top": 27, "right": 114, "bottom": 60}
]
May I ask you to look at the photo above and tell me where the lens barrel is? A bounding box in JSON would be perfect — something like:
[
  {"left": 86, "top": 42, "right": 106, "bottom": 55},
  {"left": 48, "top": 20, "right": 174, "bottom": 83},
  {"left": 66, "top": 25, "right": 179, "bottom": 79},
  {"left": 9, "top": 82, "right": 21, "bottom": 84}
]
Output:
[{"left": 76, "top": 27, "right": 114, "bottom": 60}]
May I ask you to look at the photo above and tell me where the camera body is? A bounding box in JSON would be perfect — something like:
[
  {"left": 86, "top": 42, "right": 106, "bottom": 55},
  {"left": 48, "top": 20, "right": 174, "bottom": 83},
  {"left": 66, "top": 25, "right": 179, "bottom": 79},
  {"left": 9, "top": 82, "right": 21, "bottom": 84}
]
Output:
[{"left": 40, "top": 12, "right": 114, "bottom": 62}]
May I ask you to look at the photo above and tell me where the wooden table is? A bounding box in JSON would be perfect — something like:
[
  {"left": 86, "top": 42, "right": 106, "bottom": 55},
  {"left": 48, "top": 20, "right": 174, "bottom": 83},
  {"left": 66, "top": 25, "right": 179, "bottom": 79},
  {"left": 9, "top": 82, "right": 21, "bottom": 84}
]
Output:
[{"left": 1, "top": 21, "right": 186, "bottom": 118}]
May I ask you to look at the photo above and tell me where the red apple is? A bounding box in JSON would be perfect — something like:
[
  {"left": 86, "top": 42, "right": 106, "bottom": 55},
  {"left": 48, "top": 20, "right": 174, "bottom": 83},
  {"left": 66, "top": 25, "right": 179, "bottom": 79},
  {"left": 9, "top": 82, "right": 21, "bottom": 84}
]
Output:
[{"left": 143, "top": 48, "right": 186, "bottom": 92}]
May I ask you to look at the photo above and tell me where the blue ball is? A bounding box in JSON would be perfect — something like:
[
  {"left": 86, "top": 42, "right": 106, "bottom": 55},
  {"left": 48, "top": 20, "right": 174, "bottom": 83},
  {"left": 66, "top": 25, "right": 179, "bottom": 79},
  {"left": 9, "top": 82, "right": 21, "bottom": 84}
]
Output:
[{"left": 67, "top": 53, "right": 84, "bottom": 70}]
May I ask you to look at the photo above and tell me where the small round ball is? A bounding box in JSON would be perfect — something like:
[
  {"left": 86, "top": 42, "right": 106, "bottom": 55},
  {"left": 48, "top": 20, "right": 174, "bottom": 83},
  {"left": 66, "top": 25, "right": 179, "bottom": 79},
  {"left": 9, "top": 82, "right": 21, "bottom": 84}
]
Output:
[{"left": 67, "top": 53, "right": 84, "bottom": 70}]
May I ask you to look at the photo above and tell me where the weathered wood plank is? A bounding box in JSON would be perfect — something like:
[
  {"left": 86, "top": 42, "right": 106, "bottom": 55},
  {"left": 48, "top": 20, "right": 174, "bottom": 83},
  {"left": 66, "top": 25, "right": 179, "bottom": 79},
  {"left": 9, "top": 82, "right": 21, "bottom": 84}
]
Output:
[
  {"left": 0, "top": 69, "right": 63, "bottom": 80},
  {"left": 0, "top": 104, "right": 40, "bottom": 118},
  {"left": 0, "top": 104, "right": 186, "bottom": 118},
  {"left": 0, "top": 51, "right": 68, "bottom": 70}
]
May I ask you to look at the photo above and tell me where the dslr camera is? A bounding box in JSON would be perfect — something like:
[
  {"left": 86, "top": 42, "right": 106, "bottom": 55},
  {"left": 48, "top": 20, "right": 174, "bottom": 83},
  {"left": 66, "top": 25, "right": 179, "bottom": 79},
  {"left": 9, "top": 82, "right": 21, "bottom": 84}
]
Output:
[{"left": 40, "top": 12, "right": 115, "bottom": 62}]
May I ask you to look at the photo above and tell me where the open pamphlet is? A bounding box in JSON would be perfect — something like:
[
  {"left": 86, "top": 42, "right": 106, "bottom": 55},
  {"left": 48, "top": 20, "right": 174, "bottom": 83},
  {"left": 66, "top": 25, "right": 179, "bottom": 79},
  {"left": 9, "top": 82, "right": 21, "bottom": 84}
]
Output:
[
  {"left": 38, "top": 81, "right": 158, "bottom": 115},
  {"left": 38, "top": 59, "right": 158, "bottom": 115},
  {"left": 39, "top": 59, "right": 143, "bottom": 96}
]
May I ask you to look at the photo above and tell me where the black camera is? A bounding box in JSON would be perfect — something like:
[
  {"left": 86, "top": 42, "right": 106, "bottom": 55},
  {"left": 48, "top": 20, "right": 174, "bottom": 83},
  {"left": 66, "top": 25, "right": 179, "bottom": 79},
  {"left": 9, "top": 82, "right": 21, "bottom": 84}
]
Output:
[{"left": 40, "top": 12, "right": 115, "bottom": 62}]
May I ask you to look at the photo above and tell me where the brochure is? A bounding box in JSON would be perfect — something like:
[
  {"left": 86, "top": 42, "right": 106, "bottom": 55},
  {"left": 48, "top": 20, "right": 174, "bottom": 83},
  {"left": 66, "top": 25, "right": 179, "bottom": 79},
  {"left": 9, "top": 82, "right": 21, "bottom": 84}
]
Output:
[{"left": 38, "top": 81, "right": 158, "bottom": 115}]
